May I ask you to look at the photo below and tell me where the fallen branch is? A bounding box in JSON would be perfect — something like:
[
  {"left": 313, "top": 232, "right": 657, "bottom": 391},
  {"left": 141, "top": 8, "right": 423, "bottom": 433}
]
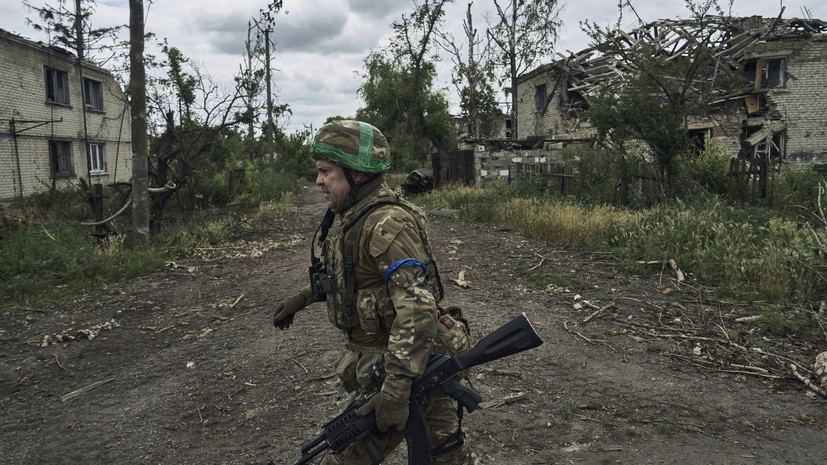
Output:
[
  {"left": 81, "top": 196, "right": 132, "bottom": 227},
  {"left": 61, "top": 377, "right": 115, "bottom": 402},
  {"left": 528, "top": 249, "right": 548, "bottom": 271},
  {"left": 41, "top": 224, "right": 57, "bottom": 241},
  {"left": 479, "top": 367, "right": 524, "bottom": 378},
  {"left": 583, "top": 302, "right": 616, "bottom": 323},
  {"left": 791, "top": 363, "right": 827, "bottom": 398},
  {"left": 230, "top": 293, "right": 245, "bottom": 308},
  {"left": 638, "top": 259, "right": 685, "bottom": 282},
  {"left": 563, "top": 320, "right": 595, "bottom": 345},
  {"left": 479, "top": 391, "right": 526, "bottom": 409},
  {"left": 562, "top": 321, "right": 617, "bottom": 352},
  {"left": 290, "top": 358, "right": 309, "bottom": 373},
  {"left": 449, "top": 270, "right": 471, "bottom": 288}
]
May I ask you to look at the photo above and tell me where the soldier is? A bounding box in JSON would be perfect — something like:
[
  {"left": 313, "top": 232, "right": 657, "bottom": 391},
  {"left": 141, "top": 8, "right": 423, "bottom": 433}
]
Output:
[{"left": 273, "top": 120, "right": 477, "bottom": 464}]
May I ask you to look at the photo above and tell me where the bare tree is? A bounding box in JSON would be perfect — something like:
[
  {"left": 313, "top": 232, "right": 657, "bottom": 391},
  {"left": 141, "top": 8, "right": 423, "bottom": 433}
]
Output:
[
  {"left": 488, "top": 0, "right": 561, "bottom": 140},
  {"left": 438, "top": 2, "right": 499, "bottom": 139},
  {"left": 237, "top": 21, "right": 267, "bottom": 161},
  {"left": 24, "top": 0, "right": 124, "bottom": 66}
]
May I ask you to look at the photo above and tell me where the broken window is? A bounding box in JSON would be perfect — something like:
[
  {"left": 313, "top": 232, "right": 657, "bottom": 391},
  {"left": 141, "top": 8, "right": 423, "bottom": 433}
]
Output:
[
  {"left": 535, "top": 83, "right": 547, "bottom": 111},
  {"left": 687, "top": 129, "right": 710, "bottom": 155},
  {"left": 87, "top": 142, "right": 106, "bottom": 174},
  {"left": 755, "top": 131, "right": 785, "bottom": 162},
  {"left": 744, "top": 124, "right": 786, "bottom": 170},
  {"left": 744, "top": 57, "right": 787, "bottom": 90},
  {"left": 83, "top": 78, "right": 103, "bottom": 111},
  {"left": 45, "top": 67, "right": 69, "bottom": 104},
  {"left": 49, "top": 140, "right": 74, "bottom": 177}
]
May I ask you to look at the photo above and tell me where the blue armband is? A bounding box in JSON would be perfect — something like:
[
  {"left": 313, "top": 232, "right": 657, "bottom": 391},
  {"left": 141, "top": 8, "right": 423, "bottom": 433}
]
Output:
[{"left": 383, "top": 259, "right": 427, "bottom": 283}]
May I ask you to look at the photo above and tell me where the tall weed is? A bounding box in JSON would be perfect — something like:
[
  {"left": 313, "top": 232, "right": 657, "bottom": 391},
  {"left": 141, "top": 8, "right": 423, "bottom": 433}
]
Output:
[
  {"left": 421, "top": 184, "right": 827, "bottom": 303},
  {"left": 1, "top": 179, "right": 301, "bottom": 308}
]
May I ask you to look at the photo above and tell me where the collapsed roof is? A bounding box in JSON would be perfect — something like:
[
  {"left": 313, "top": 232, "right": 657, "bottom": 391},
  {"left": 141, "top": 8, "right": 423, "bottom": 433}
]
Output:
[{"left": 532, "top": 15, "right": 827, "bottom": 103}]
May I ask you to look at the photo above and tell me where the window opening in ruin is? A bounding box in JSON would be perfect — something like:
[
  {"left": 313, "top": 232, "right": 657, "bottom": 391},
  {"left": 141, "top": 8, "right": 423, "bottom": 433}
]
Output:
[
  {"left": 49, "top": 140, "right": 74, "bottom": 177},
  {"left": 744, "top": 57, "right": 787, "bottom": 90},
  {"left": 83, "top": 78, "right": 103, "bottom": 110},
  {"left": 45, "top": 67, "right": 69, "bottom": 104},
  {"left": 746, "top": 127, "right": 786, "bottom": 165},
  {"left": 87, "top": 142, "right": 106, "bottom": 174},
  {"left": 687, "top": 129, "right": 710, "bottom": 156},
  {"left": 535, "top": 83, "right": 547, "bottom": 111}
]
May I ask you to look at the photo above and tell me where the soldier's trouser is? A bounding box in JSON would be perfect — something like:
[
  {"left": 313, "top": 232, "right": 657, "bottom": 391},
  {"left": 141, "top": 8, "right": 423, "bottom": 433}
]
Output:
[{"left": 319, "top": 386, "right": 473, "bottom": 465}]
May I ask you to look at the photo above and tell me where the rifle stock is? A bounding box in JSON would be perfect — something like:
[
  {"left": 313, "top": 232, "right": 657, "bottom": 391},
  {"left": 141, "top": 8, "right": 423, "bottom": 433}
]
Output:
[
  {"left": 453, "top": 311, "right": 543, "bottom": 371},
  {"left": 287, "top": 312, "right": 543, "bottom": 465}
]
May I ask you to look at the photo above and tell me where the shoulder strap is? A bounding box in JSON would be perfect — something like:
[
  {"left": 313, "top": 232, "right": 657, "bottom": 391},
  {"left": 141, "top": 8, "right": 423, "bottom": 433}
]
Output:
[{"left": 341, "top": 204, "right": 380, "bottom": 313}]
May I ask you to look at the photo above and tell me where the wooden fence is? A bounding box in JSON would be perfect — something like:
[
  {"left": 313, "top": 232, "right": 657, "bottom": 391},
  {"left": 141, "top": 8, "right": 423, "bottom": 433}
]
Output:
[
  {"left": 728, "top": 157, "right": 772, "bottom": 205},
  {"left": 431, "top": 150, "right": 475, "bottom": 188},
  {"left": 510, "top": 162, "right": 574, "bottom": 195}
]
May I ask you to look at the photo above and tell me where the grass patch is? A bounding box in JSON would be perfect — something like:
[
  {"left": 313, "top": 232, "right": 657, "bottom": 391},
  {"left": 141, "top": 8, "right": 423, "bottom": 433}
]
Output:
[
  {"left": 1, "top": 183, "right": 299, "bottom": 309},
  {"left": 419, "top": 184, "right": 827, "bottom": 305}
]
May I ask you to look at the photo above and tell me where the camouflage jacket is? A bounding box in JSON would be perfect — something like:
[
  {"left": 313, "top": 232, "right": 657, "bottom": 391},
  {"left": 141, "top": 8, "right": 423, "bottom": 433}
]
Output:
[{"left": 322, "top": 181, "right": 443, "bottom": 399}]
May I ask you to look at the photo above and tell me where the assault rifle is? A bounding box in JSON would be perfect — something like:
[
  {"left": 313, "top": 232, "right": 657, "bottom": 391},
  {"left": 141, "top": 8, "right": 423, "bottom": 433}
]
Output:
[{"left": 288, "top": 312, "right": 543, "bottom": 465}]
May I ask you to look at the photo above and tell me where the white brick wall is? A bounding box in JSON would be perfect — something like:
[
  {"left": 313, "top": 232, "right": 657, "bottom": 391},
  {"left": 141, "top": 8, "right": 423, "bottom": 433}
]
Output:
[
  {"left": 766, "top": 40, "right": 827, "bottom": 168},
  {"left": 0, "top": 29, "right": 132, "bottom": 201},
  {"left": 515, "top": 37, "right": 827, "bottom": 170}
]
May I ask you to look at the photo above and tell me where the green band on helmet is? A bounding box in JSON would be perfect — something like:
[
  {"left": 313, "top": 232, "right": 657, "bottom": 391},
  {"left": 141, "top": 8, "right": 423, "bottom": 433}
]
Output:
[
  {"left": 357, "top": 122, "right": 374, "bottom": 161},
  {"left": 309, "top": 122, "right": 390, "bottom": 173}
]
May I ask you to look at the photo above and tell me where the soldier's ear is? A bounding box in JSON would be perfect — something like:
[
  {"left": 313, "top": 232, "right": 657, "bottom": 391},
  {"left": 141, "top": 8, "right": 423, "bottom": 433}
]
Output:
[{"left": 351, "top": 170, "right": 371, "bottom": 184}]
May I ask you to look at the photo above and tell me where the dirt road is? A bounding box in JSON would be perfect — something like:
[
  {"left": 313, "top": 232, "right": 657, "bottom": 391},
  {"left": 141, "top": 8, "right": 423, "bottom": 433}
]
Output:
[{"left": 1, "top": 183, "right": 824, "bottom": 464}]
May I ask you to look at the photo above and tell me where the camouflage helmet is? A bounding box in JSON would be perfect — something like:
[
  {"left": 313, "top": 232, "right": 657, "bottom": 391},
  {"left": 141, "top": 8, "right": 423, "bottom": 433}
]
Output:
[{"left": 310, "top": 120, "right": 390, "bottom": 173}]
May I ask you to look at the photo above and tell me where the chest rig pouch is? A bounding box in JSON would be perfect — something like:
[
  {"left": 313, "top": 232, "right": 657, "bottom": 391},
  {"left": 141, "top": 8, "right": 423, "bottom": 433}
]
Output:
[{"left": 321, "top": 187, "right": 444, "bottom": 337}]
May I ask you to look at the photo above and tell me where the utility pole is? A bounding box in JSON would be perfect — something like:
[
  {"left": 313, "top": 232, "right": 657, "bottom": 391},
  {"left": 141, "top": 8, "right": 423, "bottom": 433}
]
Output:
[
  {"left": 129, "top": 0, "right": 149, "bottom": 248},
  {"left": 264, "top": 28, "right": 275, "bottom": 173}
]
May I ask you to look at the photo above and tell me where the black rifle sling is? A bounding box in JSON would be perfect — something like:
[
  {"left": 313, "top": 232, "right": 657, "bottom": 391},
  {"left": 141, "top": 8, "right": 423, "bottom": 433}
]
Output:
[{"left": 405, "top": 400, "right": 432, "bottom": 465}]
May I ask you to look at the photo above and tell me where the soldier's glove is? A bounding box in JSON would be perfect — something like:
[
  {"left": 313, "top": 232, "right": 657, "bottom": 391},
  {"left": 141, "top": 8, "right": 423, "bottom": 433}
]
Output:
[
  {"left": 273, "top": 288, "right": 311, "bottom": 330},
  {"left": 356, "top": 390, "right": 410, "bottom": 432}
]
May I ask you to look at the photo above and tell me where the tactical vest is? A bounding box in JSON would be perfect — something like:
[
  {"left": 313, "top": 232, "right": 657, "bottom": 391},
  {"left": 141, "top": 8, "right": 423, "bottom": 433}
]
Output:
[{"left": 322, "top": 184, "right": 444, "bottom": 337}]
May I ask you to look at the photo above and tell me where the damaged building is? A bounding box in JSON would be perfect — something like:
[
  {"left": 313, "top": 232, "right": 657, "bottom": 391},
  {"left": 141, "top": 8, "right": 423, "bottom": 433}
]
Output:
[
  {"left": 512, "top": 14, "right": 827, "bottom": 173},
  {"left": 0, "top": 28, "right": 132, "bottom": 201}
]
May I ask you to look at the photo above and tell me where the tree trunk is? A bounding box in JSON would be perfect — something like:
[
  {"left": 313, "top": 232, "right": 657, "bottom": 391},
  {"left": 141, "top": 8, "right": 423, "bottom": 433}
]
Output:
[
  {"left": 129, "top": 0, "right": 149, "bottom": 248},
  {"left": 465, "top": 3, "right": 478, "bottom": 139},
  {"left": 509, "top": 0, "right": 518, "bottom": 140},
  {"left": 265, "top": 28, "right": 275, "bottom": 173}
]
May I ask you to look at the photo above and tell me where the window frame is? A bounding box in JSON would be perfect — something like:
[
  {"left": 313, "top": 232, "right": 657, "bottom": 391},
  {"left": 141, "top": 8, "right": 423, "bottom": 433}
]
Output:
[
  {"left": 45, "top": 66, "right": 70, "bottom": 105},
  {"left": 83, "top": 78, "right": 104, "bottom": 111},
  {"left": 49, "top": 140, "right": 75, "bottom": 177},
  {"left": 745, "top": 56, "right": 787, "bottom": 91},
  {"left": 87, "top": 142, "right": 106, "bottom": 174},
  {"left": 535, "top": 83, "right": 548, "bottom": 111}
]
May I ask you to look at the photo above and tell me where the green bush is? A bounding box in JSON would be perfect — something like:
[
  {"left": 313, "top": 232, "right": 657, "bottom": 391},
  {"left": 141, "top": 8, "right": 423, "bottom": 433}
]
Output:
[
  {"left": 774, "top": 165, "right": 826, "bottom": 211},
  {"left": 670, "top": 138, "right": 730, "bottom": 198},
  {"left": 562, "top": 147, "right": 622, "bottom": 205}
]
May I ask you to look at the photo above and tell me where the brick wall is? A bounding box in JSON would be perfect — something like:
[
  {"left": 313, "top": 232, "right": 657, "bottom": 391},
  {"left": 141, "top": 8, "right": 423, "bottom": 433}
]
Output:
[
  {"left": 0, "top": 29, "right": 132, "bottom": 201},
  {"left": 764, "top": 39, "right": 827, "bottom": 168},
  {"left": 515, "top": 37, "right": 827, "bottom": 173}
]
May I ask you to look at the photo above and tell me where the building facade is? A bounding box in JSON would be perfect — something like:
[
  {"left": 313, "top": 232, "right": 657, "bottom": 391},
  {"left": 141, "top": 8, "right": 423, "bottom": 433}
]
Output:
[
  {"left": 0, "top": 28, "right": 132, "bottom": 201},
  {"left": 514, "top": 16, "right": 827, "bottom": 172}
]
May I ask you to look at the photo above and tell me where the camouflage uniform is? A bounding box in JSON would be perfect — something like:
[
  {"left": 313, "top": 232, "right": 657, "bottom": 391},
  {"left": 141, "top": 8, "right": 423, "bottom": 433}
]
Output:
[
  {"left": 277, "top": 120, "right": 475, "bottom": 464},
  {"left": 320, "top": 179, "right": 473, "bottom": 464}
]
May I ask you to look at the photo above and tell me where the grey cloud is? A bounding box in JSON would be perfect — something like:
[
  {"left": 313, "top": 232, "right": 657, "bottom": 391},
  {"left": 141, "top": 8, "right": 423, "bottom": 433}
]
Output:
[
  {"left": 188, "top": 11, "right": 255, "bottom": 56},
  {"left": 348, "top": 0, "right": 410, "bottom": 18}
]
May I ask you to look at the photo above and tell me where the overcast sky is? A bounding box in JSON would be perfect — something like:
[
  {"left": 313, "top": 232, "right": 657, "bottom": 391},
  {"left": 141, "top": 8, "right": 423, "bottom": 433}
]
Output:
[{"left": 2, "top": 0, "right": 824, "bottom": 134}]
